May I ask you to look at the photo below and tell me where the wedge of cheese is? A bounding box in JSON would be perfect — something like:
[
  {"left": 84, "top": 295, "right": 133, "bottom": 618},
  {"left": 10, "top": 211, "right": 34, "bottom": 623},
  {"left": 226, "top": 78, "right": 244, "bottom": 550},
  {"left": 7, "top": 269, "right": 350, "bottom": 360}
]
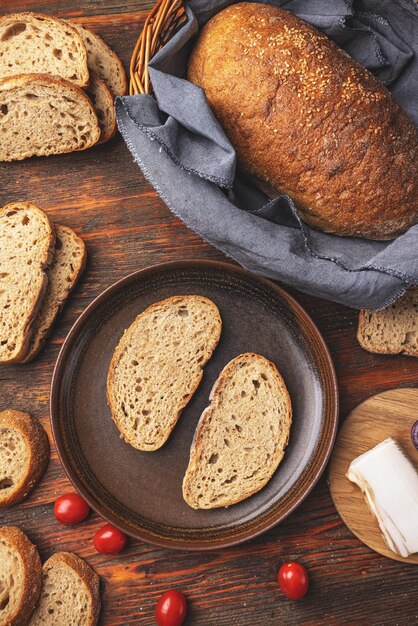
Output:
[{"left": 347, "top": 437, "right": 418, "bottom": 558}]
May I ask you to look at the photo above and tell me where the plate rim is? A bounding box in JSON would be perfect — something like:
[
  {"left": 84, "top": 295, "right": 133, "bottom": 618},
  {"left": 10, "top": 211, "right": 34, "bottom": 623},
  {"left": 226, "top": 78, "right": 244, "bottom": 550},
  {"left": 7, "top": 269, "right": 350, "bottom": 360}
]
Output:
[{"left": 50, "top": 259, "right": 339, "bottom": 551}]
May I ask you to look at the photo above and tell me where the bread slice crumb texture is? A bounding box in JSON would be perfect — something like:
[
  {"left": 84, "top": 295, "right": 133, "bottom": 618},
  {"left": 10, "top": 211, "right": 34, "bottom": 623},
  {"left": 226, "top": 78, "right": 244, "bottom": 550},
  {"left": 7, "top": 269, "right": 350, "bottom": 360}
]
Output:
[
  {"left": 0, "top": 410, "right": 49, "bottom": 506},
  {"left": 0, "top": 202, "right": 55, "bottom": 363},
  {"left": 107, "top": 296, "right": 222, "bottom": 451},
  {"left": 357, "top": 288, "right": 418, "bottom": 357},
  {"left": 85, "top": 72, "right": 116, "bottom": 143},
  {"left": 0, "top": 526, "right": 42, "bottom": 626},
  {"left": 29, "top": 552, "right": 100, "bottom": 626},
  {"left": 70, "top": 22, "right": 127, "bottom": 96},
  {"left": 0, "top": 13, "right": 89, "bottom": 87},
  {"left": 183, "top": 353, "right": 292, "bottom": 509},
  {"left": 22, "top": 224, "right": 86, "bottom": 362},
  {"left": 0, "top": 73, "right": 100, "bottom": 162}
]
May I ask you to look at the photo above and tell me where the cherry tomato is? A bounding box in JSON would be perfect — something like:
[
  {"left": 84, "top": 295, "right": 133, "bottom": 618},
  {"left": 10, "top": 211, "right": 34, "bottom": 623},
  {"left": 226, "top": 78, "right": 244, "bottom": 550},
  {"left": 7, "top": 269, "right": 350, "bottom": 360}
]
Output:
[
  {"left": 155, "top": 590, "right": 187, "bottom": 626},
  {"left": 278, "top": 561, "right": 309, "bottom": 600},
  {"left": 54, "top": 493, "right": 90, "bottom": 524},
  {"left": 94, "top": 524, "right": 127, "bottom": 554}
]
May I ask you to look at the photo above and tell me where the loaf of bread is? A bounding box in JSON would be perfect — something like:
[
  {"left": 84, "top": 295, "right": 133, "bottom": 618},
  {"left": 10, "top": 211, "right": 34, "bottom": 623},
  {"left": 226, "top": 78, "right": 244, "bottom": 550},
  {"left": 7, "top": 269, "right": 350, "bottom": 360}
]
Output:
[
  {"left": 183, "top": 353, "right": 292, "bottom": 509},
  {"left": 188, "top": 2, "right": 418, "bottom": 240}
]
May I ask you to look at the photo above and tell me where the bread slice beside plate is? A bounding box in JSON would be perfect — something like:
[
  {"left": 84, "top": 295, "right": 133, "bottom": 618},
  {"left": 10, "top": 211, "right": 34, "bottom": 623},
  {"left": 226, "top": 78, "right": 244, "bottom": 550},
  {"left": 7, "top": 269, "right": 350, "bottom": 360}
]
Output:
[
  {"left": 22, "top": 224, "right": 87, "bottom": 362},
  {"left": 357, "top": 289, "right": 418, "bottom": 357},
  {"left": 29, "top": 552, "right": 100, "bottom": 626},
  {"left": 0, "top": 410, "right": 49, "bottom": 507},
  {"left": 0, "top": 202, "right": 55, "bottom": 363},
  {"left": 0, "top": 526, "right": 43, "bottom": 626},
  {"left": 183, "top": 353, "right": 292, "bottom": 509}
]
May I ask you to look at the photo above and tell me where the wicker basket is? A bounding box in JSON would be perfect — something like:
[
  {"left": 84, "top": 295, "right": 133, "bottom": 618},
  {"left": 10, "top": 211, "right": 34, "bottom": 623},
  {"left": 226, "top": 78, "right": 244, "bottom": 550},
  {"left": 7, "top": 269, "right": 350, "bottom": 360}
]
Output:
[{"left": 130, "top": 0, "right": 187, "bottom": 96}]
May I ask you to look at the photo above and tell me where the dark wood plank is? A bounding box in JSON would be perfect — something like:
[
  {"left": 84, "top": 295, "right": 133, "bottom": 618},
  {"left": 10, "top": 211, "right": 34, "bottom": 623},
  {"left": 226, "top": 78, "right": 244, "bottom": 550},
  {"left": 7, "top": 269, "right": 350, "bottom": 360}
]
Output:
[{"left": 0, "top": 2, "right": 417, "bottom": 625}]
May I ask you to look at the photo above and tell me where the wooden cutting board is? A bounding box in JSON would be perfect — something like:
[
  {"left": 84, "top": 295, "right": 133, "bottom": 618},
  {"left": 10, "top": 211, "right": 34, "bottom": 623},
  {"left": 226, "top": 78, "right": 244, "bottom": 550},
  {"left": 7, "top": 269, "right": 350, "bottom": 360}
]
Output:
[{"left": 329, "top": 388, "right": 418, "bottom": 564}]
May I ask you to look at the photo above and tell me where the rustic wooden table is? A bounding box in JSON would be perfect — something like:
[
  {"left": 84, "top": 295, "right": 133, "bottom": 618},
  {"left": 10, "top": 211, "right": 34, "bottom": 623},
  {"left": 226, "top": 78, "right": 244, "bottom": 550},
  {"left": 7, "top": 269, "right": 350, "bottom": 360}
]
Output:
[{"left": 1, "top": 1, "right": 417, "bottom": 624}]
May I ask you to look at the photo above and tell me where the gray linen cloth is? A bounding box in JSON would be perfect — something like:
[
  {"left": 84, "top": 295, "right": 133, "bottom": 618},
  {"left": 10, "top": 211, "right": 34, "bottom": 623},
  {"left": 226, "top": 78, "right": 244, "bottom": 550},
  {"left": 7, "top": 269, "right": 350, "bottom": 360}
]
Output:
[{"left": 116, "top": 0, "right": 418, "bottom": 309}]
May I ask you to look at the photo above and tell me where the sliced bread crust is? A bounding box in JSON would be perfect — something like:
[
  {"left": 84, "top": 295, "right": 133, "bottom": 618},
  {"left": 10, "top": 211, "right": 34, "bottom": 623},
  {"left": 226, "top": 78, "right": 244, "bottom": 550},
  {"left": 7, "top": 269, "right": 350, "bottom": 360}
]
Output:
[
  {"left": 70, "top": 22, "right": 127, "bottom": 96},
  {"left": 22, "top": 225, "right": 87, "bottom": 362},
  {"left": 107, "top": 296, "right": 222, "bottom": 451},
  {"left": 0, "top": 73, "right": 100, "bottom": 162},
  {"left": 29, "top": 552, "right": 100, "bottom": 626},
  {"left": 0, "top": 526, "right": 42, "bottom": 626},
  {"left": 0, "top": 410, "right": 49, "bottom": 507},
  {"left": 183, "top": 353, "right": 292, "bottom": 509},
  {"left": 357, "top": 289, "right": 418, "bottom": 357},
  {"left": 0, "top": 202, "right": 55, "bottom": 363},
  {"left": 0, "top": 13, "right": 89, "bottom": 87},
  {"left": 85, "top": 72, "right": 117, "bottom": 143}
]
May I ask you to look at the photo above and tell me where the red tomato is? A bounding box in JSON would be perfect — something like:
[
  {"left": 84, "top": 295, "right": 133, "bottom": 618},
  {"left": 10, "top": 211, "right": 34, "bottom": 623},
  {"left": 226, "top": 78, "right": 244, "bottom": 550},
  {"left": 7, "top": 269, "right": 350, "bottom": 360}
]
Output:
[
  {"left": 155, "top": 590, "right": 187, "bottom": 626},
  {"left": 278, "top": 561, "right": 309, "bottom": 600},
  {"left": 94, "top": 524, "right": 127, "bottom": 554},
  {"left": 54, "top": 493, "right": 90, "bottom": 524}
]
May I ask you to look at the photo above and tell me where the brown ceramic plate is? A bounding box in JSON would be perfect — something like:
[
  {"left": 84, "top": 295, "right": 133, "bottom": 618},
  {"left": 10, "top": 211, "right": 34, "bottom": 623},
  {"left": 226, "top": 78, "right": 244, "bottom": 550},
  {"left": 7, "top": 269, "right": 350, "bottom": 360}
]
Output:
[{"left": 51, "top": 260, "right": 338, "bottom": 550}]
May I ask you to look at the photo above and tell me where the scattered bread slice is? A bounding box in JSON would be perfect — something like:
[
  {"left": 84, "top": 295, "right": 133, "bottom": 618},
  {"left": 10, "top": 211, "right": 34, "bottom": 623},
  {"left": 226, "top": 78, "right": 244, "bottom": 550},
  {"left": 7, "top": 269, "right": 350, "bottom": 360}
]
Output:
[
  {"left": 29, "top": 552, "right": 100, "bottom": 626},
  {"left": 71, "top": 22, "right": 127, "bottom": 96},
  {"left": 107, "top": 296, "right": 222, "bottom": 451},
  {"left": 183, "top": 353, "right": 292, "bottom": 509},
  {"left": 22, "top": 225, "right": 87, "bottom": 363},
  {"left": 0, "top": 13, "right": 89, "bottom": 87},
  {"left": 0, "top": 526, "right": 42, "bottom": 626},
  {"left": 357, "top": 288, "right": 418, "bottom": 357},
  {"left": 0, "top": 410, "right": 49, "bottom": 507},
  {"left": 0, "top": 73, "right": 100, "bottom": 162},
  {"left": 85, "top": 72, "right": 117, "bottom": 143},
  {"left": 0, "top": 202, "right": 55, "bottom": 363}
]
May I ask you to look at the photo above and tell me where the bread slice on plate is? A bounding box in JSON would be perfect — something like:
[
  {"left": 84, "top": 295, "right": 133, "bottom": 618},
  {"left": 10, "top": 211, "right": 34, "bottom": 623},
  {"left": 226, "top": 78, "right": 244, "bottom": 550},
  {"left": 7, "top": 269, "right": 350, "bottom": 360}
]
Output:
[
  {"left": 0, "top": 202, "right": 55, "bottom": 363},
  {"left": 0, "top": 410, "right": 49, "bottom": 507},
  {"left": 22, "top": 225, "right": 87, "bottom": 363},
  {"left": 0, "top": 74, "right": 100, "bottom": 162},
  {"left": 107, "top": 296, "right": 222, "bottom": 451},
  {"left": 0, "top": 526, "right": 42, "bottom": 626},
  {"left": 0, "top": 13, "right": 89, "bottom": 87},
  {"left": 71, "top": 22, "right": 127, "bottom": 96},
  {"left": 85, "top": 72, "right": 117, "bottom": 143},
  {"left": 183, "top": 353, "right": 292, "bottom": 509},
  {"left": 29, "top": 552, "right": 100, "bottom": 626},
  {"left": 357, "top": 288, "right": 418, "bottom": 357}
]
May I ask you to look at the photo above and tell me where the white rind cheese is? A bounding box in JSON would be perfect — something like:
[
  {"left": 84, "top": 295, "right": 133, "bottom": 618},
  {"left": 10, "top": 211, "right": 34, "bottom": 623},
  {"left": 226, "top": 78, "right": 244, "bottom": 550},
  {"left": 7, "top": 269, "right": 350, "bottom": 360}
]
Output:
[{"left": 346, "top": 437, "right": 418, "bottom": 558}]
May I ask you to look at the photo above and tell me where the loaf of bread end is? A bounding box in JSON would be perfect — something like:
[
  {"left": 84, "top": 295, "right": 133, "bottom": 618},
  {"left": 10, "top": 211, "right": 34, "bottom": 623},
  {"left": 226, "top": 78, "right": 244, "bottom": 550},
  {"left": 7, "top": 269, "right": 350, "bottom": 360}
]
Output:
[{"left": 188, "top": 2, "right": 418, "bottom": 240}]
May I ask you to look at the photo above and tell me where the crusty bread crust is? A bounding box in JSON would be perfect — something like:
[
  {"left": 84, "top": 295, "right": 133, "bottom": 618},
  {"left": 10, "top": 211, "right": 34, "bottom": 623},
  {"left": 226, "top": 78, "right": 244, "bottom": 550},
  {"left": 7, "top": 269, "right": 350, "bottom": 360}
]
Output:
[
  {"left": 22, "top": 224, "right": 87, "bottom": 363},
  {"left": 0, "top": 410, "right": 49, "bottom": 506},
  {"left": 0, "top": 73, "right": 101, "bottom": 161},
  {"left": 0, "top": 526, "right": 43, "bottom": 626},
  {"left": 183, "top": 353, "right": 292, "bottom": 509},
  {"left": 107, "top": 295, "right": 222, "bottom": 451},
  {"left": 188, "top": 2, "right": 418, "bottom": 240},
  {"left": 31, "top": 552, "right": 101, "bottom": 626},
  {"left": 0, "top": 12, "right": 89, "bottom": 88},
  {"left": 0, "top": 202, "right": 55, "bottom": 363}
]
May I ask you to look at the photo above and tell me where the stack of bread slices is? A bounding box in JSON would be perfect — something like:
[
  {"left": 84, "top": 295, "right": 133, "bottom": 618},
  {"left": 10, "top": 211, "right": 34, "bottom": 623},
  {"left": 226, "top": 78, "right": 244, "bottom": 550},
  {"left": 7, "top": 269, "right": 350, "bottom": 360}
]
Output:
[
  {"left": 0, "top": 201, "right": 86, "bottom": 363},
  {"left": 0, "top": 12, "right": 127, "bottom": 161}
]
